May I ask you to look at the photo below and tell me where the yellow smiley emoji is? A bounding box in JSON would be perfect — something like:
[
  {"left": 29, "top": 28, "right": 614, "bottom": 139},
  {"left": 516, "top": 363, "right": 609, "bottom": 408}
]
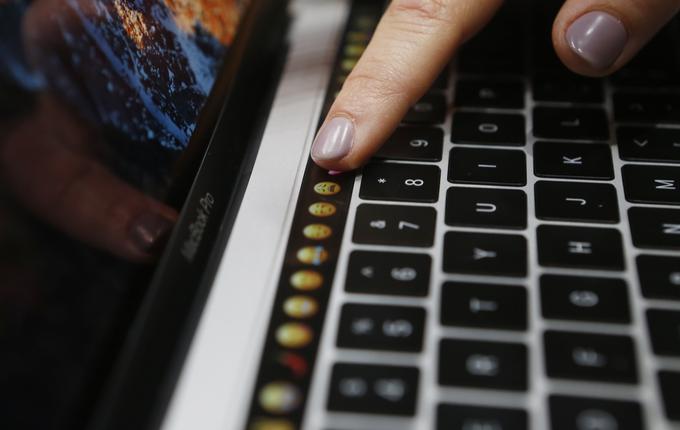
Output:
[
  {"left": 308, "top": 202, "right": 337, "bottom": 218},
  {"left": 302, "top": 224, "right": 332, "bottom": 240},
  {"left": 275, "top": 322, "right": 313, "bottom": 349},
  {"left": 313, "top": 181, "right": 341, "bottom": 196},
  {"left": 296, "top": 246, "right": 329, "bottom": 266},
  {"left": 283, "top": 296, "right": 319, "bottom": 319},
  {"left": 289, "top": 270, "right": 323, "bottom": 291},
  {"left": 258, "top": 382, "right": 301, "bottom": 415}
]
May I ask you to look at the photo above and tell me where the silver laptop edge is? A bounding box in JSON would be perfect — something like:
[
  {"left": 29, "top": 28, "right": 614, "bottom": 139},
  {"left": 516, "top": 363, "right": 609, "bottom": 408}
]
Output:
[{"left": 162, "top": 2, "right": 349, "bottom": 429}]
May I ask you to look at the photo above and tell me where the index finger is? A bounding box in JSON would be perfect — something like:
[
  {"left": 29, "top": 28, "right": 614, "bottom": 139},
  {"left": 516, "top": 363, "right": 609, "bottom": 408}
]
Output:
[{"left": 311, "top": 0, "right": 503, "bottom": 171}]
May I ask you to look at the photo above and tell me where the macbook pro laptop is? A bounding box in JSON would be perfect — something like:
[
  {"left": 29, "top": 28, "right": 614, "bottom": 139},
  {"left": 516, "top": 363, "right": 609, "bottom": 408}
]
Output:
[{"left": 1, "top": 1, "right": 679, "bottom": 429}]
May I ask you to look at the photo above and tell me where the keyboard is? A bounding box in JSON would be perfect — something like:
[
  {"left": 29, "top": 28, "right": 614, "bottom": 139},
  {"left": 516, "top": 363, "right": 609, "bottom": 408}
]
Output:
[{"left": 245, "top": 1, "right": 680, "bottom": 429}]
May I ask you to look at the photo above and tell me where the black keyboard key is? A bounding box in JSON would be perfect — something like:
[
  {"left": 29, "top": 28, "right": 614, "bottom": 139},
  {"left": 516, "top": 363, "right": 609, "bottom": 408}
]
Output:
[
  {"left": 544, "top": 331, "right": 638, "bottom": 383},
  {"left": 537, "top": 225, "right": 625, "bottom": 271},
  {"left": 353, "top": 204, "right": 436, "bottom": 248},
  {"left": 446, "top": 187, "right": 527, "bottom": 229},
  {"left": 532, "top": 74, "right": 604, "bottom": 103},
  {"left": 441, "top": 282, "right": 527, "bottom": 330},
  {"left": 534, "top": 141, "right": 614, "bottom": 180},
  {"left": 346, "top": 251, "right": 430, "bottom": 297},
  {"left": 535, "top": 181, "right": 619, "bottom": 223},
  {"left": 451, "top": 112, "right": 525, "bottom": 146},
  {"left": 628, "top": 207, "right": 680, "bottom": 250},
  {"left": 375, "top": 127, "right": 443, "bottom": 162},
  {"left": 337, "top": 303, "right": 425, "bottom": 353},
  {"left": 646, "top": 309, "right": 680, "bottom": 357},
  {"left": 637, "top": 255, "right": 680, "bottom": 300},
  {"left": 550, "top": 395, "right": 644, "bottom": 430},
  {"left": 533, "top": 107, "right": 609, "bottom": 141},
  {"left": 437, "top": 404, "right": 528, "bottom": 430},
  {"left": 443, "top": 231, "right": 528, "bottom": 277},
  {"left": 327, "top": 363, "right": 419, "bottom": 416},
  {"left": 617, "top": 127, "right": 680, "bottom": 163},
  {"left": 454, "top": 79, "right": 525, "bottom": 109},
  {"left": 622, "top": 165, "right": 680, "bottom": 205},
  {"left": 449, "top": 148, "right": 526, "bottom": 186},
  {"left": 540, "top": 275, "right": 631, "bottom": 324},
  {"left": 404, "top": 93, "right": 446, "bottom": 124},
  {"left": 359, "top": 163, "right": 440, "bottom": 203},
  {"left": 438, "top": 339, "right": 528, "bottom": 391},
  {"left": 659, "top": 371, "right": 680, "bottom": 421},
  {"left": 614, "top": 92, "right": 680, "bottom": 124}
]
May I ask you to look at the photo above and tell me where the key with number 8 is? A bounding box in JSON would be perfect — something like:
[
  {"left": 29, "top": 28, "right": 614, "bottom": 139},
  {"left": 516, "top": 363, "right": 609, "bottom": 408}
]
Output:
[{"left": 360, "top": 163, "right": 441, "bottom": 203}]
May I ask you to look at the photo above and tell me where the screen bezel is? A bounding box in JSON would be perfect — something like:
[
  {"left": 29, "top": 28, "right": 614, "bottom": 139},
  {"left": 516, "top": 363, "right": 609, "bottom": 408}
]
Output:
[{"left": 86, "top": 1, "right": 290, "bottom": 428}]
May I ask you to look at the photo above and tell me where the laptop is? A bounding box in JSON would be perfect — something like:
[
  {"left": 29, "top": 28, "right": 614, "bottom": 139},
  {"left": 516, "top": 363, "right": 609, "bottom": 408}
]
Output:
[{"left": 1, "top": 0, "right": 679, "bottom": 429}]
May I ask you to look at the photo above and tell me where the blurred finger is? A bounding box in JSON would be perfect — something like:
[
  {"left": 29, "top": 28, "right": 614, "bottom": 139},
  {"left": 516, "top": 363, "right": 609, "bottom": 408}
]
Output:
[{"left": 311, "top": 0, "right": 503, "bottom": 171}]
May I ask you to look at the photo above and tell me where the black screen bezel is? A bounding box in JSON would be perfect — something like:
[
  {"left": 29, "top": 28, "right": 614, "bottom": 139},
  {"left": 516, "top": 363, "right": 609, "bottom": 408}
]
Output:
[{"left": 86, "top": 1, "right": 290, "bottom": 428}]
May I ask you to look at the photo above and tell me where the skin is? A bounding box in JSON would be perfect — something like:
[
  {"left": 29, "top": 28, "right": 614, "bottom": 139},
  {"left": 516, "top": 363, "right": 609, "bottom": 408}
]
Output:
[
  {"left": 0, "top": 95, "right": 178, "bottom": 263},
  {"left": 0, "top": 0, "right": 179, "bottom": 262},
  {"left": 312, "top": 0, "right": 680, "bottom": 171}
]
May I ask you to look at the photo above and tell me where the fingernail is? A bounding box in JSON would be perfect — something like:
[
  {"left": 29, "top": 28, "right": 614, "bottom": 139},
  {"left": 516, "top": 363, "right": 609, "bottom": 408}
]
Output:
[
  {"left": 328, "top": 170, "right": 343, "bottom": 176},
  {"left": 129, "top": 213, "right": 174, "bottom": 255},
  {"left": 566, "top": 11, "right": 628, "bottom": 70},
  {"left": 311, "top": 116, "right": 354, "bottom": 162}
]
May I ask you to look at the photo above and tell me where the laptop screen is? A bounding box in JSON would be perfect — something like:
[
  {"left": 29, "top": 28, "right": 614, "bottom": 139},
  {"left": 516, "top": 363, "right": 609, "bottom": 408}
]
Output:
[{"left": 0, "top": 0, "right": 251, "bottom": 427}]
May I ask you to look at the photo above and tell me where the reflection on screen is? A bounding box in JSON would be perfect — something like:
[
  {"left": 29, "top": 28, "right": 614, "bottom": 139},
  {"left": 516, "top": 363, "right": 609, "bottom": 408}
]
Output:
[
  {"left": 0, "top": 1, "right": 249, "bottom": 427},
  {"left": 2, "top": 0, "right": 246, "bottom": 150}
]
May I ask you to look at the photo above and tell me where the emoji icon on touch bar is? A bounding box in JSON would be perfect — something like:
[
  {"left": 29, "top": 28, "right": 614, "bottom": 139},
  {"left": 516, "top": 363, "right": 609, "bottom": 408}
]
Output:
[
  {"left": 296, "top": 246, "right": 328, "bottom": 266},
  {"left": 289, "top": 270, "right": 323, "bottom": 291},
  {"left": 308, "top": 201, "right": 336, "bottom": 217},
  {"left": 303, "top": 224, "right": 332, "bottom": 240},
  {"left": 313, "top": 181, "right": 341, "bottom": 196},
  {"left": 277, "top": 352, "right": 309, "bottom": 378},
  {"left": 258, "top": 382, "right": 301, "bottom": 414},
  {"left": 250, "top": 418, "right": 295, "bottom": 430},
  {"left": 283, "top": 296, "right": 319, "bottom": 319},
  {"left": 276, "top": 322, "right": 313, "bottom": 349}
]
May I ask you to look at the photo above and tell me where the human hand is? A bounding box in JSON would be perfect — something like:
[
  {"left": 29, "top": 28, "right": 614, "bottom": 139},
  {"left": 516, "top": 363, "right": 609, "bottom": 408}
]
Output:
[
  {"left": 0, "top": 95, "right": 178, "bottom": 263},
  {"left": 311, "top": 0, "right": 680, "bottom": 171}
]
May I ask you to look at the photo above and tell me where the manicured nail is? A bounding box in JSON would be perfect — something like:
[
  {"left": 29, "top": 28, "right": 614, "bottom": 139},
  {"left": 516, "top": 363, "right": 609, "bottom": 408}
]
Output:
[
  {"left": 566, "top": 11, "right": 627, "bottom": 70},
  {"left": 311, "top": 116, "right": 354, "bottom": 162},
  {"left": 328, "top": 170, "right": 343, "bottom": 176},
  {"left": 129, "top": 212, "right": 174, "bottom": 255}
]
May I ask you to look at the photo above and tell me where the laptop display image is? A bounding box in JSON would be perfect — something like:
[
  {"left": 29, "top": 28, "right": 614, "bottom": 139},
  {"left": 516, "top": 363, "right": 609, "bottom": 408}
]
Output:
[{"left": 1, "top": 0, "right": 679, "bottom": 429}]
